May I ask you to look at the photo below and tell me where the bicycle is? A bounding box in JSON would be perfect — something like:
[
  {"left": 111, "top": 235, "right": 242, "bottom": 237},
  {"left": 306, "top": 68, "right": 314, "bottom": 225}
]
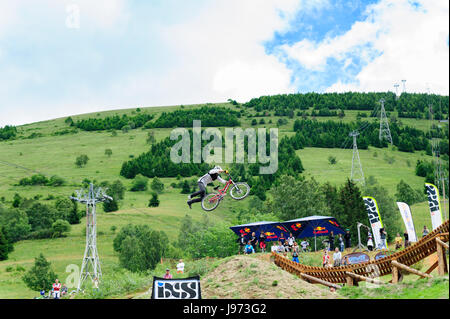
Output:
[{"left": 201, "top": 173, "right": 250, "bottom": 211}]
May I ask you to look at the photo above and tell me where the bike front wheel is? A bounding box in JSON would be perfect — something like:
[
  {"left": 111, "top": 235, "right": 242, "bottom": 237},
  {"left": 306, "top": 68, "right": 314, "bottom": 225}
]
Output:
[
  {"left": 201, "top": 193, "right": 221, "bottom": 211},
  {"left": 230, "top": 183, "right": 250, "bottom": 200}
]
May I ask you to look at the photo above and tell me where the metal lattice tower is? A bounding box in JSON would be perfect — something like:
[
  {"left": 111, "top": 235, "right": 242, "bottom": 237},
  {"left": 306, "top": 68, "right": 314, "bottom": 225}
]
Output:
[
  {"left": 401, "top": 79, "right": 406, "bottom": 93},
  {"left": 379, "top": 99, "right": 393, "bottom": 145},
  {"left": 394, "top": 84, "right": 400, "bottom": 99},
  {"left": 350, "top": 131, "right": 365, "bottom": 186},
  {"left": 70, "top": 183, "right": 112, "bottom": 291}
]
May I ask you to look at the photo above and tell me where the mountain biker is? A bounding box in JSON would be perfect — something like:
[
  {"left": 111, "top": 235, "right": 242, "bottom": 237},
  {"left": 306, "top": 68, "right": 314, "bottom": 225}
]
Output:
[{"left": 187, "top": 166, "right": 227, "bottom": 209}]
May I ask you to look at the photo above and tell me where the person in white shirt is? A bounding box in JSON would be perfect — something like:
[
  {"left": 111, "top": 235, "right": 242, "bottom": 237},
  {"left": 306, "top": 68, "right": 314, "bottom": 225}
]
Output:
[
  {"left": 367, "top": 235, "right": 374, "bottom": 251},
  {"left": 300, "top": 240, "right": 310, "bottom": 252},
  {"left": 332, "top": 247, "right": 342, "bottom": 267},
  {"left": 187, "top": 166, "right": 227, "bottom": 209},
  {"left": 176, "top": 259, "right": 185, "bottom": 274},
  {"left": 287, "top": 233, "right": 295, "bottom": 251}
]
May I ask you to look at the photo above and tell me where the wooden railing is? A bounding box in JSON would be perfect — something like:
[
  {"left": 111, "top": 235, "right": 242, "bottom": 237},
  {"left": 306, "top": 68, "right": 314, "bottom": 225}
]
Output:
[{"left": 273, "top": 220, "right": 449, "bottom": 285}]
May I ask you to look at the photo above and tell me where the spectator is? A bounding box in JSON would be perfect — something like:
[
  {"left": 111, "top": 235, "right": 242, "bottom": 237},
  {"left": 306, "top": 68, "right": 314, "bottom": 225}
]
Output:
[
  {"left": 338, "top": 234, "right": 344, "bottom": 252},
  {"left": 249, "top": 232, "right": 258, "bottom": 251},
  {"left": 237, "top": 233, "right": 246, "bottom": 255},
  {"left": 287, "top": 233, "right": 296, "bottom": 251},
  {"left": 292, "top": 242, "right": 300, "bottom": 263},
  {"left": 244, "top": 241, "right": 255, "bottom": 254},
  {"left": 279, "top": 233, "right": 286, "bottom": 245},
  {"left": 328, "top": 231, "right": 335, "bottom": 251},
  {"left": 271, "top": 242, "right": 278, "bottom": 253},
  {"left": 344, "top": 229, "right": 351, "bottom": 249},
  {"left": 163, "top": 268, "right": 173, "bottom": 279},
  {"left": 52, "top": 279, "right": 61, "bottom": 299},
  {"left": 283, "top": 240, "right": 290, "bottom": 256},
  {"left": 322, "top": 250, "right": 330, "bottom": 267},
  {"left": 259, "top": 232, "right": 267, "bottom": 253},
  {"left": 93, "top": 277, "right": 99, "bottom": 292},
  {"left": 276, "top": 241, "right": 285, "bottom": 254},
  {"left": 61, "top": 284, "right": 68, "bottom": 297},
  {"left": 395, "top": 233, "right": 403, "bottom": 250},
  {"left": 342, "top": 255, "right": 350, "bottom": 266},
  {"left": 367, "top": 235, "right": 374, "bottom": 251},
  {"left": 422, "top": 226, "right": 429, "bottom": 238},
  {"left": 176, "top": 259, "right": 185, "bottom": 274},
  {"left": 378, "top": 228, "right": 387, "bottom": 251},
  {"left": 403, "top": 231, "right": 410, "bottom": 248},
  {"left": 333, "top": 247, "right": 342, "bottom": 267},
  {"left": 300, "top": 239, "right": 310, "bottom": 253}
]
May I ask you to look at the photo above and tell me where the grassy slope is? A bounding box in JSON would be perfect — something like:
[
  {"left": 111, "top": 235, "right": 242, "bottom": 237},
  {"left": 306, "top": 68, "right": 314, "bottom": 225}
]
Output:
[{"left": 0, "top": 102, "right": 447, "bottom": 299}]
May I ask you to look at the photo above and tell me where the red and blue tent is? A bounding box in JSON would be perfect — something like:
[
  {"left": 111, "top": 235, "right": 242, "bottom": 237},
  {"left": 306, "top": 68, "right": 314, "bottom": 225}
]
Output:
[{"left": 229, "top": 221, "right": 290, "bottom": 242}]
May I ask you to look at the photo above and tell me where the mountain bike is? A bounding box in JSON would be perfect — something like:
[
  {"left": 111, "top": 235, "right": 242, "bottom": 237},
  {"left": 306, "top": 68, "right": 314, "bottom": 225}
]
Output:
[{"left": 201, "top": 173, "right": 250, "bottom": 211}]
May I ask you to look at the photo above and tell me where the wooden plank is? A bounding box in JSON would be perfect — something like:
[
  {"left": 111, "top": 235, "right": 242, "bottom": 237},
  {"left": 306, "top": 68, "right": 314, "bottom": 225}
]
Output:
[
  {"left": 391, "top": 260, "right": 432, "bottom": 278},
  {"left": 436, "top": 237, "right": 449, "bottom": 249},
  {"left": 345, "top": 272, "right": 387, "bottom": 285},
  {"left": 299, "top": 273, "right": 342, "bottom": 289},
  {"left": 425, "top": 259, "right": 439, "bottom": 274}
]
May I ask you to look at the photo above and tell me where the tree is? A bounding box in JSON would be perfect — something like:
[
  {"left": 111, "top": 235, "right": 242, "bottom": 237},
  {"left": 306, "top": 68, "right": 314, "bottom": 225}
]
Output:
[
  {"left": 103, "top": 198, "right": 119, "bottom": 212},
  {"left": 130, "top": 174, "right": 148, "bottom": 192},
  {"left": 328, "top": 156, "right": 337, "bottom": 165},
  {"left": 148, "top": 193, "right": 160, "bottom": 207},
  {"left": 25, "top": 202, "right": 58, "bottom": 231},
  {"left": 51, "top": 219, "right": 71, "bottom": 237},
  {"left": 270, "top": 175, "right": 328, "bottom": 221},
  {"left": 180, "top": 180, "right": 191, "bottom": 194},
  {"left": 22, "top": 253, "right": 57, "bottom": 292},
  {"left": 151, "top": 177, "right": 164, "bottom": 194},
  {"left": 0, "top": 227, "right": 10, "bottom": 260},
  {"left": 75, "top": 154, "right": 89, "bottom": 168},
  {"left": 54, "top": 198, "right": 73, "bottom": 221},
  {"left": 12, "top": 193, "right": 22, "bottom": 208},
  {"left": 395, "top": 180, "right": 422, "bottom": 205},
  {"left": 113, "top": 224, "right": 167, "bottom": 272},
  {"left": 0, "top": 205, "right": 31, "bottom": 242},
  {"left": 67, "top": 199, "right": 81, "bottom": 225},
  {"left": 105, "top": 149, "right": 113, "bottom": 157}
]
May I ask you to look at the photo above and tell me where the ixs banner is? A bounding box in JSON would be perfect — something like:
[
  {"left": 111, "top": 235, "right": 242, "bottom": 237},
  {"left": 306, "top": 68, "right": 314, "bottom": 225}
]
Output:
[
  {"left": 396, "top": 202, "right": 417, "bottom": 243},
  {"left": 425, "top": 183, "right": 443, "bottom": 230},
  {"left": 363, "top": 197, "right": 387, "bottom": 249},
  {"left": 151, "top": 276, "right": 201, "bottom": 299}
]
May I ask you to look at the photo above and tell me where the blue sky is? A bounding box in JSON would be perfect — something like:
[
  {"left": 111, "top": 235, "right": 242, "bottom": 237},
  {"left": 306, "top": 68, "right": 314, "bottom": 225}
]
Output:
[{"left": 0, "top": 0, "right": 448, "bottom": 126}]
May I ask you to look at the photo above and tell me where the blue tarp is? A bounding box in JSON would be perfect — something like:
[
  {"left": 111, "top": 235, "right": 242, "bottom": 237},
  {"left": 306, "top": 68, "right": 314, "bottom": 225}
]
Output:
[
  {"left": 280, "top": 215, "right": 345, "bottom": 238},
  {"left": 229, "top": 221, "right": 290, "bottom": 242}
]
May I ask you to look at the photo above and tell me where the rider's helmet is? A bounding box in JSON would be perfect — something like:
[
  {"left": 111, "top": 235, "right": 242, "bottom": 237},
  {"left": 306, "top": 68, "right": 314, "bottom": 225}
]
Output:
[{"left": 213, "top": 165, "right": 222, "bottom": 171}]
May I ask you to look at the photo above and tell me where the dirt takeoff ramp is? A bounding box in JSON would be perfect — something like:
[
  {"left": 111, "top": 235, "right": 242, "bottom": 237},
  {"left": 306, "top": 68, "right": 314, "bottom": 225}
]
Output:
[{"left": 273, "top": 220, "right": 449, "bottom": 286}]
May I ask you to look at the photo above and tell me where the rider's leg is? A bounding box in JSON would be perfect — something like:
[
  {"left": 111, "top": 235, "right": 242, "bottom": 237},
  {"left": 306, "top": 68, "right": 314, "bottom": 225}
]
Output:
[{"left": 187, "top": 182, "right": 206, "bottom": 208}]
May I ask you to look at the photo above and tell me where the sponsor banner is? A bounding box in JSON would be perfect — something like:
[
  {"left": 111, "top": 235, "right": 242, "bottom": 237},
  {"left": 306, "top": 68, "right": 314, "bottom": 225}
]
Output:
[
  {"left": 151, "top": 276, "right": 201, "bottom": 299},
  {"left": 230, "top": 222, "right": 290, "bottom": 242},
  {"left": 396, "top": 202, "right": 418, "bottom": 243},
  {"left": 343, "top": 252, "right": 370, "bottom": 264},
  {"left": 375, "top": 252, "right": 387, "bottom": 260},
  {"left": 425, "top": 183, "right": 443, "bottom": 230},
  {"left": 363, "top": 197, "right": 387, "bottom": 249}
]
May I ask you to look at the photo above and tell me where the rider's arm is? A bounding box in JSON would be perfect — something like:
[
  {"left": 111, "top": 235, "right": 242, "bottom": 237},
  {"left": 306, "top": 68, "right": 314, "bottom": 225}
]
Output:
[{"left": 217, "top": 175, "right": 227, "bottom": 184}]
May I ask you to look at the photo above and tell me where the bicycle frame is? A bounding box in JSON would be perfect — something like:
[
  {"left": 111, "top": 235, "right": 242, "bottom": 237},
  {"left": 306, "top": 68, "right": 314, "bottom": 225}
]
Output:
[{"left": 208, "top": 176, "right": 235, "bottom": 203}]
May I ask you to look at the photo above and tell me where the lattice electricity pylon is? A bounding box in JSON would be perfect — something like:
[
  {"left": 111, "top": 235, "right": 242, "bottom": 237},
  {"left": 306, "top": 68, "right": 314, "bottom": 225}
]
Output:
[
  {"left": 394, "top": 84, "right": 400, "bottom": 99},
  {"left": 349, "top": 131, "right": 365, "bottom": 186},
  {"left": 379, "top": 99, "right": 393, "bottom": 145},
  {"left": 70, "top": 183, "right": 112, "bottom": 291}
]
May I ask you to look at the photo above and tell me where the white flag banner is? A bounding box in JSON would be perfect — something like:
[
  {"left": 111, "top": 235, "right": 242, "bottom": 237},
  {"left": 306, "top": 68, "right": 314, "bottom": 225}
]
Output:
[
  {"left": 425, "top": 183, "right": 443, "bottom": 230},
  {"left": 396, "top": 202, "right": 417, "bottom": 242},
  {"left": 363, "top": 196, "right": 387, "bottom": 249}
]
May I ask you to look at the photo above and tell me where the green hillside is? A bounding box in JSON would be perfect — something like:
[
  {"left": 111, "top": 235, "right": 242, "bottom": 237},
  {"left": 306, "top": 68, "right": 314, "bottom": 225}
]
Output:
[{"left": 0, "top": 99, "right": 448, "bottom": 299}]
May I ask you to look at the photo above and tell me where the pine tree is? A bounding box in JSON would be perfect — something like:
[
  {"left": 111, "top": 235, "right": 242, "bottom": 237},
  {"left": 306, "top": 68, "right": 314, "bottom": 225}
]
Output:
[
  {"left": 180, "top": 180, "right": 191, "bottom": 194},
  {"left": 0, "top": 227, "right": 10, "bottom": 261},
  {"left": 22, "top": 253, "right": 57, "bottom": 292}
]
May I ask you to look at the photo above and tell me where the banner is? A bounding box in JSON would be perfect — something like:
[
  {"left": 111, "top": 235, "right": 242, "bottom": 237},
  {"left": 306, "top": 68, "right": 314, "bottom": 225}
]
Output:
[
  {"left": 396, "top": 202, "right": 418, "bottom": 243},
  {"left": 363, "top": 197, "right": 387, "bottom": 249},
  {"left": 151, "top": 276, "right": 201, "bottom": 299},
  {"left": 425, "top": 183, "right": 443, "bottom": 230}
]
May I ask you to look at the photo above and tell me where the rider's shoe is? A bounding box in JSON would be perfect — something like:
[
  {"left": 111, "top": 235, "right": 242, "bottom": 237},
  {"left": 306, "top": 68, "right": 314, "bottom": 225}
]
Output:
[
  {"left": 187, "top": 195, "right": 192, "bottom": 199},
  {"left": 187, "top": 201, "right": 192, "bottom": 209}
]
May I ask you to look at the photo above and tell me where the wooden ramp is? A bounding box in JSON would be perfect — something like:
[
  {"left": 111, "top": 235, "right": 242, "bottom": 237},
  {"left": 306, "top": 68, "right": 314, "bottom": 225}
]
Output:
[{"left": 272, "top": 220, "right": 449, "bottom": 286}]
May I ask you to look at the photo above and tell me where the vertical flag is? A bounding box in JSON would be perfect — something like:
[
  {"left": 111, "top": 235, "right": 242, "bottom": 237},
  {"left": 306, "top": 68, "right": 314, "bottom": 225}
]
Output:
[
  {"left": 425, "top": 183, "right": 443, "bottom": 230},
  {"left": 396, "top": 202, "right": 417, "bottom": 242},
  {"left": 363, "top": 196, "right": 387, "bottom": 249}
]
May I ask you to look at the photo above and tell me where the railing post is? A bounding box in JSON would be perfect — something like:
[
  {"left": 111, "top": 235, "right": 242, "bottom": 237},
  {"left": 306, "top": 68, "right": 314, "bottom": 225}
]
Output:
[
  {"left": 436, "top": 238, "right": 448, "bottom": 276},
  {"left": 392, "top": 260, "right": 399, "bottom": 284}
]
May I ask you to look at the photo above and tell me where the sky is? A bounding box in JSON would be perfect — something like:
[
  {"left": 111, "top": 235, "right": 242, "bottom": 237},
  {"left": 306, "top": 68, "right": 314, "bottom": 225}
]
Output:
[{"left": 0, "top": 0, "right": 448, "bottom": 127}]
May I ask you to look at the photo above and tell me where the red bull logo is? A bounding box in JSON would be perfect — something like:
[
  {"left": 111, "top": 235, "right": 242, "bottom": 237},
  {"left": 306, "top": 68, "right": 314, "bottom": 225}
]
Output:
[
  {"left": 276, "top": 225, "right": 288, "bottom": 233},
  {"left": 290, "top": 223, "right": 302, "bottom": 231},
  {"left": 264, "top": 232, "right": 277, "bottom": 239},
  {"left": 239, "top": 227, "right": 251, "bottom": 234},
  {"left": 313, "top": 226, "right": 328, "bottom": 234},
  {"left": 328, "top": 220, "right": 339, "bottom": 227}
]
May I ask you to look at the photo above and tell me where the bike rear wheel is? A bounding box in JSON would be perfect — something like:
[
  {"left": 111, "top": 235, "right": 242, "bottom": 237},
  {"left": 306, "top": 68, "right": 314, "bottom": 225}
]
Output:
[
  {"left": 201, "top": 193, "right": 221, "bottom": 211},
  {"left": 230, "top": 183, "right": 250, "bottom": 200}
]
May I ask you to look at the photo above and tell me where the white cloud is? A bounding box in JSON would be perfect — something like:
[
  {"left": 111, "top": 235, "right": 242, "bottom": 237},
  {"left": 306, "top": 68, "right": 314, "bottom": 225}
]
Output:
[{"left": 281, "top": 0, "right": 449, "bottom": 95}]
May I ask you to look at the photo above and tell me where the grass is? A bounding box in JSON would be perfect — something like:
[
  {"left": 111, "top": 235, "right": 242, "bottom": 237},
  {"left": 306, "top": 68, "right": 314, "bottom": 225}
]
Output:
[{"left": 0, "top": 102, "right": 447, "bottom": 299}]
